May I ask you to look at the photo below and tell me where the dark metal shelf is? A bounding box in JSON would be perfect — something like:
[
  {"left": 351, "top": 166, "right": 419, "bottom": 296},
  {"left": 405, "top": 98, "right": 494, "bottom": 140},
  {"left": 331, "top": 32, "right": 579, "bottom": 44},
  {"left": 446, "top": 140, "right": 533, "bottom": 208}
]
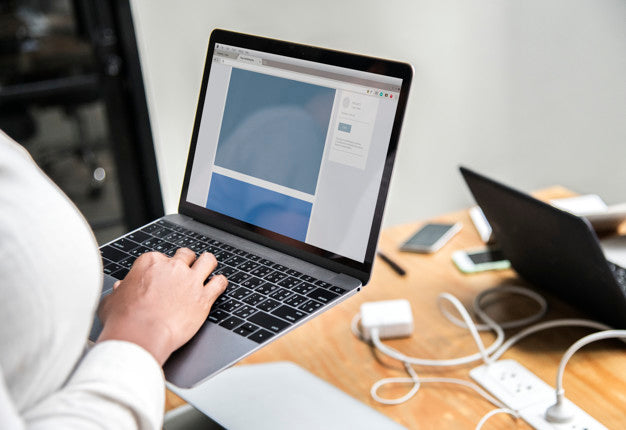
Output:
[{"left": 0, "top": 73, "right": 99, "bottom": 104}]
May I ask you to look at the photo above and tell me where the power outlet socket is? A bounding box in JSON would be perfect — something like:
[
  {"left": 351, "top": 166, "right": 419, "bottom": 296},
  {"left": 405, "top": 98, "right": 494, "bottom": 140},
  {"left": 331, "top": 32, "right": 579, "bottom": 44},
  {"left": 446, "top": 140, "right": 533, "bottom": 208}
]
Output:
[{"left": 470, "top": 360, "right": 607, "bottom": 430}]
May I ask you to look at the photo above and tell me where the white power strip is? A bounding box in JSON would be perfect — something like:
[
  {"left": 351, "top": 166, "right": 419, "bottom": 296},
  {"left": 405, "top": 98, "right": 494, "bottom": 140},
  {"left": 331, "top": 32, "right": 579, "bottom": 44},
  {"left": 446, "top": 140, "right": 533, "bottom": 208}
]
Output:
[{"left": 470, "top": 360, "right": 607, "bottom": 430}]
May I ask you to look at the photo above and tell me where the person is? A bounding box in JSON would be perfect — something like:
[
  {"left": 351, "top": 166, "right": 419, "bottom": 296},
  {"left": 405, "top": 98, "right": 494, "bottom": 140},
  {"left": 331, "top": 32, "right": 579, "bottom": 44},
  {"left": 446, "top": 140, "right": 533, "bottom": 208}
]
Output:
[{"left": 0, "top": 129, "right": 227, "bottom": 429}]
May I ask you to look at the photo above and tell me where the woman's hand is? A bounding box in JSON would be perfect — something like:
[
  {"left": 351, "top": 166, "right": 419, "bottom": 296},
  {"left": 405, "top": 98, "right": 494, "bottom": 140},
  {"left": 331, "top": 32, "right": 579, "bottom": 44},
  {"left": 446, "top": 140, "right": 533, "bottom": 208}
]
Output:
[{"left": 97, "top": 248, "right": 227, "bottom": 366}]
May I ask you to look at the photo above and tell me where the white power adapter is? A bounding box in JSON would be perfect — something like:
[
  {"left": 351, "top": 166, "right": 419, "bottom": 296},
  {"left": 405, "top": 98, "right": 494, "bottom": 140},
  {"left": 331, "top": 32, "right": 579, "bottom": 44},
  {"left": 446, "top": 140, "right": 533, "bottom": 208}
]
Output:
[{"left": 360, "top": 299, "right": 414, "bottom": 341}]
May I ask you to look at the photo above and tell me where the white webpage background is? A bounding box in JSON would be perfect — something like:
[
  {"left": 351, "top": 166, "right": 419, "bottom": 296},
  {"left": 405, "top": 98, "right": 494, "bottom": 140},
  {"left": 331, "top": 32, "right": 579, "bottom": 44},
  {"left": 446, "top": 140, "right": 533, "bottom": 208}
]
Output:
[
  {"left": 306, "top": 93, "right": 396, "bottom": 261},
  {"left": 186, "top": 58, "right": 398, "bottom": 262}
]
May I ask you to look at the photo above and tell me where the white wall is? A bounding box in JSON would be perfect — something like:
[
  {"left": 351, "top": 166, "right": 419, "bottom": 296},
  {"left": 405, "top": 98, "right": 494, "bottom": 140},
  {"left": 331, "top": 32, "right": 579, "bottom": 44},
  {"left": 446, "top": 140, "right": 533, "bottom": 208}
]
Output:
[{"left": 130, "top": 0, "right": 626, "bottom": 227}]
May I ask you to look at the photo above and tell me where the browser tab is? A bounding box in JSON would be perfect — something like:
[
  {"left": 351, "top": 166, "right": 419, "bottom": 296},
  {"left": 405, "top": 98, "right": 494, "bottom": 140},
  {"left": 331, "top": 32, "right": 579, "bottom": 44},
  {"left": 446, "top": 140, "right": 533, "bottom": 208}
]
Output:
[{"left": 237, "top": 54, "right": 262, "bottom": 65}]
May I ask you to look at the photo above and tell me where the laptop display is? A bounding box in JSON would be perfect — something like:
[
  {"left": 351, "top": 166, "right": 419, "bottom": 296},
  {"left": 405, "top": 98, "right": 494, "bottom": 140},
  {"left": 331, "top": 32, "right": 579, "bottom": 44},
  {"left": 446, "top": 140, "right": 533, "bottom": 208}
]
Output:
[{"left": 180, "top": 31, "right": 411, "bottom": 282}]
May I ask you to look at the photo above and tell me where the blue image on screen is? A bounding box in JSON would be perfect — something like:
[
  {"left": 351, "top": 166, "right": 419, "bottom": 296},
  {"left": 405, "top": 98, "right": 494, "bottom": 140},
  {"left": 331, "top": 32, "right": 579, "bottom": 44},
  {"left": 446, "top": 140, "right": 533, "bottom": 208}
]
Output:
[
  {"left": 215, "top": 68, "right": 335, "bottom": 195},
  {"left": 206, "top": 173, "right": 312, "bottom": 242}
]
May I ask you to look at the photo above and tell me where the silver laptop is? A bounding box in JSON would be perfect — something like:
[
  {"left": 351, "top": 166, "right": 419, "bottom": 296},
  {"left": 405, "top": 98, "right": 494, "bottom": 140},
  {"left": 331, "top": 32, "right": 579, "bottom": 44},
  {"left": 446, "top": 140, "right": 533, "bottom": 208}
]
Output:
[{"left": 91, "top": 29, "right": 413, "bottom": 388}]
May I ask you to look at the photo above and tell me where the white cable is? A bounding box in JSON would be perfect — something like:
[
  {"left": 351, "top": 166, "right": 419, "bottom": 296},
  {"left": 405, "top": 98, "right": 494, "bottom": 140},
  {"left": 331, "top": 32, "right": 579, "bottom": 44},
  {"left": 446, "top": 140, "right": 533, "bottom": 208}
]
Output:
[
  {"left": 443, "top": 285, "right": 548, "bottom": 331},
  {"left": 554, "top": 329, "right": 626, "bottom": 398},
  {"left": 490, "top": 319, "right": 612, "bottom": 361},
  {"left": 371, "top": 362, "right": 516, "bottom": 417},
  {"left": 370, "top": 293, "right": 501, "bottom": 367},
  {"left": 475, "top": 408, "right": 518, "bottom": 430}
]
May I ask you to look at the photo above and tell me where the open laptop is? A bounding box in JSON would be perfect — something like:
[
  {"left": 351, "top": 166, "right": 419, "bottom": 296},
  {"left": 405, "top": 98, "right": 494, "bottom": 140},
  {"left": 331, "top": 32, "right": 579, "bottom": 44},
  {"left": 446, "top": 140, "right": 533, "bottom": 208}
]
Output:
[
  {"left": 460, "top": 166, "right": 626, "bottom": 328},
  {"left": 91, "top": 29, "right": 413, "bottom": 388}
]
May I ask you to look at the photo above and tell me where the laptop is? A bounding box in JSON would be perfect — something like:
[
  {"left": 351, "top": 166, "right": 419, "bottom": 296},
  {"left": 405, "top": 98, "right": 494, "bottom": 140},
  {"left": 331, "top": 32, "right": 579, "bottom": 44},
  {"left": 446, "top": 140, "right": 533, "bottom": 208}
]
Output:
[
  {"left": 460, "top": 166, "right": 626, "bottom": 328},
  {"left": 90, "top": 29, "right": 413, "bottom": 388}
]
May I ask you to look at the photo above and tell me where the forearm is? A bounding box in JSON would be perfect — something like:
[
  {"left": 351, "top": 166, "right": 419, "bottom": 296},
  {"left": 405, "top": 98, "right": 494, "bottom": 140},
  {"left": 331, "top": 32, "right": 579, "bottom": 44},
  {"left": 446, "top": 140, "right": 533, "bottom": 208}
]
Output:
[{"left": 19, "top": 342, "right": 165, "bottom": 430}]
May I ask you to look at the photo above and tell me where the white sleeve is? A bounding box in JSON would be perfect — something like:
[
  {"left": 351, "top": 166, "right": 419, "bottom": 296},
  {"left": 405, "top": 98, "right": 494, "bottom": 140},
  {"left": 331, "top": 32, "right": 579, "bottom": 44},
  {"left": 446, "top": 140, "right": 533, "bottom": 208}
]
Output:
[{"left": 1, "top": 341, "right": 165, "bottom": 430}]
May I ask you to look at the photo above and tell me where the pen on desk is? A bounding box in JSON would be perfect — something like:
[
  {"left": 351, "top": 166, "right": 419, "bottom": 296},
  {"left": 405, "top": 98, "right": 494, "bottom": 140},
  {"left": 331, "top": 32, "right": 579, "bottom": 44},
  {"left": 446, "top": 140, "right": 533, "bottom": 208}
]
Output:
[{"left": 377, "top": 251, "right": 406, "bottom": 276}]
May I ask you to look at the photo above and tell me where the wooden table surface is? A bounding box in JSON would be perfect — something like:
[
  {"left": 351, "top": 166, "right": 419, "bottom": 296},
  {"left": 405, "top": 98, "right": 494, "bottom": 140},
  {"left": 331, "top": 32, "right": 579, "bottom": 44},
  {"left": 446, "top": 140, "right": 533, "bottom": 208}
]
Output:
[{"left": 166, "top": 186, "right": 626, "bottom": 429}]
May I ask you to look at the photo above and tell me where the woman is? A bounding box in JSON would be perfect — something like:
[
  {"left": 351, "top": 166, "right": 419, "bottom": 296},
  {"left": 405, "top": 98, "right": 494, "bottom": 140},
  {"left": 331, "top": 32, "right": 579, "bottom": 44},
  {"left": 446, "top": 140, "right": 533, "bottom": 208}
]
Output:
[{"left": 0, "top": 129, "right": 227, "bottom": 429}]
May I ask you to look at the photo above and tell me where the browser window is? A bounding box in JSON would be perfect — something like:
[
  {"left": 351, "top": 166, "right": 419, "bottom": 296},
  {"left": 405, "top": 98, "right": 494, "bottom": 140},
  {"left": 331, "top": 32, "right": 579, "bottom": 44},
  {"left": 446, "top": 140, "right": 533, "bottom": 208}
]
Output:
[{"left": 186, "top": 43, "right": 402, "bottom": 262}]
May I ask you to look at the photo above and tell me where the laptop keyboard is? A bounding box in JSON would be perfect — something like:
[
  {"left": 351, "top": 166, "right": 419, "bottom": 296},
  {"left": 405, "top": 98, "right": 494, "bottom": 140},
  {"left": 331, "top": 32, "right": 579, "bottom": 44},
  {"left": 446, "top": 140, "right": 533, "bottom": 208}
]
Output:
[{"left": 99, "top": 219, "right": 347, "bottom": 344}]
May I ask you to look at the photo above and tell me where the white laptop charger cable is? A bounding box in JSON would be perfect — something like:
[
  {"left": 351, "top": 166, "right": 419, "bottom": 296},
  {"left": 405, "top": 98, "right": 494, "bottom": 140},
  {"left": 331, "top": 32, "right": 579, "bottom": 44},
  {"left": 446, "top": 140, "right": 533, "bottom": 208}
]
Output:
[
  {"left": 544, "top": 329, "right": 626, "bottom": 424},
  {"left": 352, "top": 285, "right": 615, "bottom": 429}
]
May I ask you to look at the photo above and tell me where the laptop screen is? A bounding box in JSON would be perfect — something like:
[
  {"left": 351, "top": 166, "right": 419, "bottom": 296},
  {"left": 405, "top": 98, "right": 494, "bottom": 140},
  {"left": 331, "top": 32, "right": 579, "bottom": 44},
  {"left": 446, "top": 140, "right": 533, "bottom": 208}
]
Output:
[{"left": 181, "top": 31, "right": 411, "bottom": 275}]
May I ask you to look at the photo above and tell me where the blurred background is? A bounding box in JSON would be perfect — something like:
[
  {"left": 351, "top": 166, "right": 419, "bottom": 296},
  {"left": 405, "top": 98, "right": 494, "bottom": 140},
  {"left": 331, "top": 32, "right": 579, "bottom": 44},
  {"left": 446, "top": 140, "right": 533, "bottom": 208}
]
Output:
[
  {"left": 0, "top": 0, "right": 163, "bottom": 244},
  {"left": 2, "top": 0, "right": 625, "bottom": 242}
]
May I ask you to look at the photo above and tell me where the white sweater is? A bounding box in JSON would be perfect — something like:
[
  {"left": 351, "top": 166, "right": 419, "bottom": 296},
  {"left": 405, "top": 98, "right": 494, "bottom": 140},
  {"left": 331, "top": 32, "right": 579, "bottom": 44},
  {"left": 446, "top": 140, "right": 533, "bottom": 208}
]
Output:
[{"left": 0, "top": 130, "right": 164, "bottom": 429}]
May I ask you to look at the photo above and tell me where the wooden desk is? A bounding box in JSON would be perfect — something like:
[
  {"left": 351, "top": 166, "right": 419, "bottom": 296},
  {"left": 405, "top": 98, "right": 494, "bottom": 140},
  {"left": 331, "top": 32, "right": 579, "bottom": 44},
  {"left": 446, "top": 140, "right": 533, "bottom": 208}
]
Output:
[{"left": 166, "top": 187, "right": 626, "bottom": 429}]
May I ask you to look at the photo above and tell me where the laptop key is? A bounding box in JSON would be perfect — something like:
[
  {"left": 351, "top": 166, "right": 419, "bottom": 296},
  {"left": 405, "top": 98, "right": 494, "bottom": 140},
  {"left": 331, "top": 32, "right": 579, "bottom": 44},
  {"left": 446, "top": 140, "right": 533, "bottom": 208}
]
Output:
[
  {"left": 142, "top": 237, "right": 164, "bottom": 248},
  {"left": 126, "top": 230, "right": 151, "bottom": 244},
  {"left": 285, "top": 268, "right": 303, "bottom": 277},
  {"left": 256, "top": 298, "right": 281, "bottom": 312},
  {"left": 271, "top": 264, "right": 289, "bottom": 272},
  {"left": 241, "top": 277, "right": 264, "bottom": 289},
  {"left": 271, "top": 305, "right": 306, "bottom": 323},
  {"left": 264, "top": 271, "right": 288, "bottom": 283},
  {"left": 214, "top": 250, "right": 234, "bottom": 261},
  {"left": 237, "top": 260, "right": 260, "bottom": 272},
  {"left": 164, "top": 232, "right": 185, "bottom": 242},
  {"left": 141, "top": 224, "right": 160, "bottom": 234},
  {"left": 233, "top": 323, "right": 259, "bottom": 337},
  {"left": 207, "top": 309, "right": 230, "bottom": 323},
  {"left": 130, "top": 246, "right": 152, "bottom": 257},
  {"left": 250, "top": 266, "right": 273, "bottom": 278},
  {"left": 298, "top": 299, "right": 323, "bottom": 314},
  {"left": 248, "top": 329, "right": 274, "bottom": 343},
  {"left": 269, "top": 288, "right": 293, "bottom": 302},
  {"left": 218, "top": 299, "right": 243, "bottom": 313},
  {"left": 284, "top": 293, "right": 307, "bottom": 308},
  {"left": 100, "top": 245, "right": 127, "bottom": 263},
  {"left": 151, "top": 227, "right": 173, "bottom": 238},
  {"left": 256, "top": 282, "right": 279, "bottom": 295},
  {"left": 246, "top": 253, "right": 261, "bottom": 262},
  {"left": 233, "top": 305, "right": 257, "bottom": 319},
  {"left": 214, "top": 265, "right": 237, "bottom": 277},
  {"left": 118, "top": 255, "right": 137, "bottom": 269},
  {"left": 230, "top": 287, "right": 253, "bottom": 300},
  {"left": 248, "top": 311, "right": 289, "bottom": 333},
  {"left": 242, "top": 292, "right": 266, "bottom": 306},
  {"left": 156, "top": 219, "right": 177, "bottom": 229},
  {"left": 111, "top": 238, "right": 140, "bottom": 253},
  {"left": 277, "top": 276, "right": 302, "bottom": 289},
  {"left": 328, "top": 286, "right": 347, "bottom": 295},
  {"left": 292, "top": 282, "right": 315, "bottom": 295},
  {"left": 103, "top": 261, "right": 122, "bottom": 275},
  {"left": 314, "top": 280, "right": 331, "bottom": 288},
  {"left": 219, "top": 316, "right": 244, "bottom": 330},
  {"left": 307, "top": 288, "right": 339, "bottom": 304},
  {"left": 229, "top": 271, "right": 251, "bottom": 284},
  {"left": 110, "top": 267, "right": 129, "bottom": 280}
]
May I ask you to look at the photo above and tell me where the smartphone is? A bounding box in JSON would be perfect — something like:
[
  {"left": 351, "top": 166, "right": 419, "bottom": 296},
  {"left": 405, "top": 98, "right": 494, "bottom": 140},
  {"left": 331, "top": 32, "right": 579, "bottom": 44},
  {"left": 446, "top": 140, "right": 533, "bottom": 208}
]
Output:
[
  {"left": 452, "top": 247, "right": 511, "bottom": 273},
  {"left": 400, "top": 222, "right": 462, "bottom": 253}
]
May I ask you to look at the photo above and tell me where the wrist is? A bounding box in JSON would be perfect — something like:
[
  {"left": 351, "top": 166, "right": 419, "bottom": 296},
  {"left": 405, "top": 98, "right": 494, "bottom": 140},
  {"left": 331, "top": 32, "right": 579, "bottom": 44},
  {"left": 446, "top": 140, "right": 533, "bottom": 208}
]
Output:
[{"left": 97, "top": 317, "right": 174, "bottom": 366}]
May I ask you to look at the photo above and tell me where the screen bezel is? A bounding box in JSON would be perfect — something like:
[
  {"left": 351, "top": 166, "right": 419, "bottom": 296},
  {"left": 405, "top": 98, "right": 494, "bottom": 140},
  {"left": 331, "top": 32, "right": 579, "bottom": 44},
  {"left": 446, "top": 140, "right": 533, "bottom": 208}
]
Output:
[{"left": 178, "top": 29, "right": 413, "bottom": 284}]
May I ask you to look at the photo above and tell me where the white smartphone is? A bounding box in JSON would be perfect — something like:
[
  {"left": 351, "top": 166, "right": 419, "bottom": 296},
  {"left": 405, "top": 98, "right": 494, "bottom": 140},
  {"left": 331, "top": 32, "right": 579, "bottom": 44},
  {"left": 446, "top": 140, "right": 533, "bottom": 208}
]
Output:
[
  {"left": 400, "top": 222, "right": 462, "bottom": 253},
  {"left": 452, "top": 247, "right": 511, "bottom": 273}
]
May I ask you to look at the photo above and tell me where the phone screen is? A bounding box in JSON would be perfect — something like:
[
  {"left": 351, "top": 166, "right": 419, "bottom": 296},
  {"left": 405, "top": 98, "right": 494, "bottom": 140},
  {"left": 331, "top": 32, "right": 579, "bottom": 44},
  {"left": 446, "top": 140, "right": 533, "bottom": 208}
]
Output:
[
  {"left": 404, "top": 224, "right": 456, "bottom": 246},
  {"left": 468, "top": 249, "right": 506, "bottom": 264}
]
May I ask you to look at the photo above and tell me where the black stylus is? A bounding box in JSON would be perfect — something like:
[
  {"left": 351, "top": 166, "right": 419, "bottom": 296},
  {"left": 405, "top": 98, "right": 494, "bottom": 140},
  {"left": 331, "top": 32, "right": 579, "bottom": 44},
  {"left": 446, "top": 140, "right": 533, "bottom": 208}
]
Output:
[{"left": 377, "top": 251, "right": 406, "bottom": 276}]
